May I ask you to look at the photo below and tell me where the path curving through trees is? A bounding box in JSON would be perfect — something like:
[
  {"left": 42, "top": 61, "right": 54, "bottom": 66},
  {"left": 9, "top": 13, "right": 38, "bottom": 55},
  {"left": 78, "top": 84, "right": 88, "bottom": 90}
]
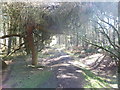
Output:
[{"left": 1, "top": 48, "right": 117, "bottom": 88}]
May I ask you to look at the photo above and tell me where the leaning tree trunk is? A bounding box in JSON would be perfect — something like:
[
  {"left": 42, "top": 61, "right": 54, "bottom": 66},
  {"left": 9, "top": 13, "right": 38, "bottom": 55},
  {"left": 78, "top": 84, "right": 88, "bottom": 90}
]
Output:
[{"left": 26, "top": 24, "right": 38, "bottom": 65}]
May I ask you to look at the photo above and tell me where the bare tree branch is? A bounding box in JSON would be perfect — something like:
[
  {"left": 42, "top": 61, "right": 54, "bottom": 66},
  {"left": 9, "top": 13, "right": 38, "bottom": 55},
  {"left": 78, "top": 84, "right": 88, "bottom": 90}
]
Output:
[
  {"left": 97, "top": 15, "right": 120, "bottom": 37},
  {"left": 81, "top": 37, "right": 119, "bottom": 61},
  {"left": 91, "top": 20, "right": 120, "bottom": 52},
  {"left": 0, "top": 34, "right": 23, "bottom": 39}
]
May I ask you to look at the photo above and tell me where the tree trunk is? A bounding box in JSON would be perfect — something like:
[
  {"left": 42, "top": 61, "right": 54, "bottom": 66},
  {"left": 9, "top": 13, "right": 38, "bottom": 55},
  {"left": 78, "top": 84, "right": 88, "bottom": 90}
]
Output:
[
  {"left": 76, "top": 31, "right": 79, "bottom": 47},
  {"left": 7, "top": 37, "right": 12, "bottom": 55},
  {"left": 118, "top": 60, "right": 120, "bottom": 88},
  {"left": 19, "top": 37, "right": 22, "bottom": 46},
  {"left": 26, "top": 24, "right": 38, "bottom": 65},
  {"left": 65, "top": 35, "right": 67, "bottom": 48},
  {"left": 24, "top": 37, "right": 30, "bottom": 55},
  {"left": 28, "top": 35, "right": 37, "bottom": 65},
  {"left": 70, "top": 36, "right": 73, "bottom": 46},
  {"left": 2, "top": 61, "right": 8, "bottom": 70},
  {"left": 7, "top": 29, "right": 12, "bottom": 55},
  {"left": 3, "top": 23, "right": 6, "bottom": 46}
]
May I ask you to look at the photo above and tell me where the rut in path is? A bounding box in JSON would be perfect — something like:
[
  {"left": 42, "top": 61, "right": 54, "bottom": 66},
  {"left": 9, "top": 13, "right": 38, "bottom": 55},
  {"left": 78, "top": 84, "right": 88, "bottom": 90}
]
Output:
[{"left": 39, "top": 50, "right": 86, "bottom": 88}]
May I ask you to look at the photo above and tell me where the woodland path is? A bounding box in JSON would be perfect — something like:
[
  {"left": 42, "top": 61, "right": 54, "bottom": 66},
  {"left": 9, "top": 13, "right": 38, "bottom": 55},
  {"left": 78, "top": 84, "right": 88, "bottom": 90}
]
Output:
[
  {"left": 2, "top": 48, "right": 86, "bottom": 88},
  {"left": 38, "top": 49, "right": 86, "bottom": 88},
  {"left": 2, "top": 48, "right": 116, "bottom": 88}
]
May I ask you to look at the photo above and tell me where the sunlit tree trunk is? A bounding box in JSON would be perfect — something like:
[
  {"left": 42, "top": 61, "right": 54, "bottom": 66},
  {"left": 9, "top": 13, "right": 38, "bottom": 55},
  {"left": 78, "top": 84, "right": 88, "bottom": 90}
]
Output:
[
  {"left": 19, "top": 37, "right": 22, "bottom": 46},
  {"left": 3, "top": 23, "right": 6, "bottom": 46},
  {"left": 7, "top": 17, "right": 12, "bottom": 55},
  {"left": 24, "top": 37, "right": 30, "bottom": 54},
  {"left": 65, "top": 35, "right": 68, "bottom": 48},
  {"left": 113, "top": 20, "right": 116, "bottom": 44},
  {"left": 7, "top": 30, "right": 12, "bottom": 55},
  {"left": 7, "top": 38, "right": 12, "bottom": 55},
  {"left": 12, "top": 38, "right": 17, "bottom": 46}
]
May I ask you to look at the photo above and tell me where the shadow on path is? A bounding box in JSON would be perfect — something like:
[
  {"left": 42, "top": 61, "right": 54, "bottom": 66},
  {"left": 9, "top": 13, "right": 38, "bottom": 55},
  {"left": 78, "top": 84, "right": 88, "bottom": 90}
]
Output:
[{"left": 39, "top": 50, "right": 85, "bottom": 88}]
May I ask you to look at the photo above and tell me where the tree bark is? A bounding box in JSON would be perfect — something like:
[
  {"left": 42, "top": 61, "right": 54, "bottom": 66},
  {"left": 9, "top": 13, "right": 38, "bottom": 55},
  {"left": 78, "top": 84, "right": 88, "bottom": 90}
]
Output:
[
  {"left": 7, "top": 37, "right": 12, "bottom": 55},
  {"left": 24, "top": 37, "right": 30, "bottom": 55},
  {"left": 65, "top": 35, "right": 67, "bottom": 48},
  {"left": 76, "top": 31, "right": 79, "bottom": 47},
  {"left": 26, "top": 24, "right": 38, "bottom": 65}
]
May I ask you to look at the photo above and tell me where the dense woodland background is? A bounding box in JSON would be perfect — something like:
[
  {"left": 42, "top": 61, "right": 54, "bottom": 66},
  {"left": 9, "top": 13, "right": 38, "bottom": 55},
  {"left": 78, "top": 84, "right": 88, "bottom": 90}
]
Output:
[{"left": 0, "top": 2, "right": 120, "bottom": 88}]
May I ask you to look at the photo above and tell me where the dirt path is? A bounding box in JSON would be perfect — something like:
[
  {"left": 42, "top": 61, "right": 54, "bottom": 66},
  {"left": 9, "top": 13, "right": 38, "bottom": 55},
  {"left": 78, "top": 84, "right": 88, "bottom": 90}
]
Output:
[
  {"left": 1, "top": 49, "right": 86, "bottom": 88},
  {"left": 39, "top": 49, "right": 86, "bottom": 88},
  {"left": 1, "top": 48, "right": 117, "bottom": 88}
]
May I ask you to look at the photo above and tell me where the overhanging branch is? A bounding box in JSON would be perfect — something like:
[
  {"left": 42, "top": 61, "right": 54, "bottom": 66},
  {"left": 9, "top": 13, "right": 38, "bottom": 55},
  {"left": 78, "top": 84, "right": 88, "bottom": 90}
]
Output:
[
  {"left": 97, "top": 15, "right": 120, "bottom": 38},
  {"left": 81, "top": 37, "right": 119, "bottom": 60}
]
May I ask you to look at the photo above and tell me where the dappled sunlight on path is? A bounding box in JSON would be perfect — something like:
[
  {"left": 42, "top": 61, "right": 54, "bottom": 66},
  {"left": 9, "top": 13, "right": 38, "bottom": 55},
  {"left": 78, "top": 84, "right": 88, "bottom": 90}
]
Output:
[
  {"left": 38, "top": 48, "right": 117, "bottom": 88},
  {"left": 38, "top": 49, "right": 85, "bottom": 88},
  {"left": 1, "top": 48, "right": 117, "bottom": 88}
]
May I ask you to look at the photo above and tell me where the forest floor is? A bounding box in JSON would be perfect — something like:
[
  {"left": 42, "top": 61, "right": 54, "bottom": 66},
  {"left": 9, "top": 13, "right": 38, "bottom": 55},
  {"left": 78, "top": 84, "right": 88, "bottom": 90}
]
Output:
[{"left": 1, "top": 47, "right": 118, "bottom": 88}]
